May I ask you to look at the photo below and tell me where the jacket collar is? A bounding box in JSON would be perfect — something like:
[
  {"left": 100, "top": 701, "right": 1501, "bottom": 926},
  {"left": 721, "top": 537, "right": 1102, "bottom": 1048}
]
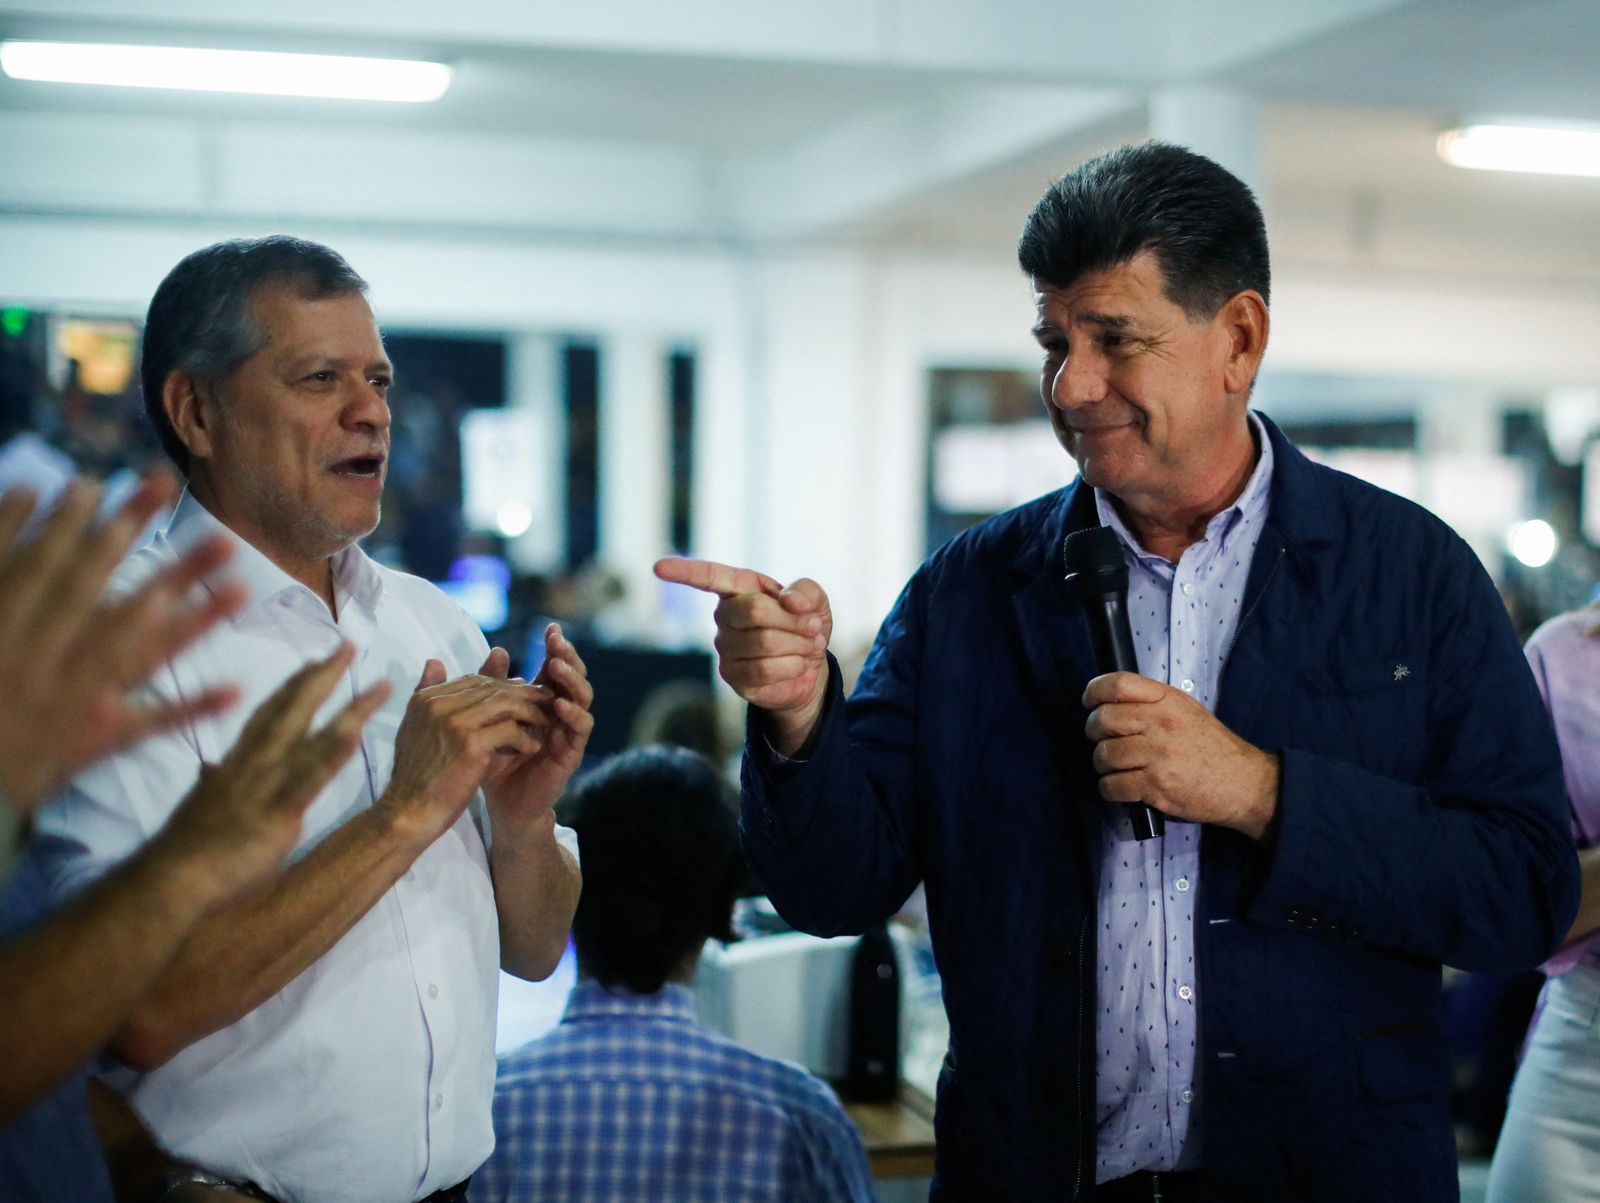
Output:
[
  {"left": 1008, "top": 410, "right": 1336, "bottom": 585},
  {"left": 1253, "top": 411, "right": 1341, "bottom": 555}
]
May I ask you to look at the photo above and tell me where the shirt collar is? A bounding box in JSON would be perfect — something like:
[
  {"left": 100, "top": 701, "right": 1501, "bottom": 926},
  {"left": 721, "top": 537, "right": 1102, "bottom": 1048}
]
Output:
[
  {"left": 561, "top": 980, "right": 699, "bottom": 1027},
  {"left": 330, "top": 541, "right": 385, "bottom": 614},
  {"left": 164, "top": 488, "right": 385, "bottom": 618},
  {"left": 1094, "top": 410, "right": 1275, "bottom": 562}
]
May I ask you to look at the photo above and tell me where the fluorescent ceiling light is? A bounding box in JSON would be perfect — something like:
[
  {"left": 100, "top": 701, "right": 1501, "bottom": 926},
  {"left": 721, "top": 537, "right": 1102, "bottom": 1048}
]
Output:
[
  {"left": 1438, "top": 123, "right": 1600, "bottom": 179},
  {"left": 0, "top": 40, "right": 450, "bottom": 103}
]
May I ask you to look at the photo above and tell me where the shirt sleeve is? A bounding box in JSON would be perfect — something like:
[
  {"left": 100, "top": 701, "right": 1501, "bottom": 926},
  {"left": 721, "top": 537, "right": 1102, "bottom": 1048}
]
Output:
[{"left": 787, "top": 1077, "right": 877, "bottom": 1203}]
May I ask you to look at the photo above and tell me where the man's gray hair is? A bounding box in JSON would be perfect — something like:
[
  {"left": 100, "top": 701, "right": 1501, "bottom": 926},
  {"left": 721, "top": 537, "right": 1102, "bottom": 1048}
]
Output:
[{"left": 140, "top": 236, "right": 368, "bottom": 472}]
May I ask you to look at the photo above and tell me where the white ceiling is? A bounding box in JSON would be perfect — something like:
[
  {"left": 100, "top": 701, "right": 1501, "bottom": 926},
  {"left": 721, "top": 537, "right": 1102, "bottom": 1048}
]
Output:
[{"left": 0, "top": 0, "right": 1597, "bottom": 279}]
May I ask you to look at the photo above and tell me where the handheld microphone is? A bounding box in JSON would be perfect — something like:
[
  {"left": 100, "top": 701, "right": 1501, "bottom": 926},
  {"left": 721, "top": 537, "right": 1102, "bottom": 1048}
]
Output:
[{"left": 1063, "top": 524, "right": 1164, "bottom": 840}]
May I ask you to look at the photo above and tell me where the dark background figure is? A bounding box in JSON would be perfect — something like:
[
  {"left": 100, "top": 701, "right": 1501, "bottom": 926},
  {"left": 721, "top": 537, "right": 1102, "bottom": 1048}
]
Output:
[{"left": 472, "top": 746, "right": 874, "bottom": 1203}]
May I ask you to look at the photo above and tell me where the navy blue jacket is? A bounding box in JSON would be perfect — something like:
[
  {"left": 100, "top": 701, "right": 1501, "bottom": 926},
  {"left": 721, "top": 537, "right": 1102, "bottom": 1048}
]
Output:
[{"left": 742, "top": 416, "right": 1579, "bottom": 1201}]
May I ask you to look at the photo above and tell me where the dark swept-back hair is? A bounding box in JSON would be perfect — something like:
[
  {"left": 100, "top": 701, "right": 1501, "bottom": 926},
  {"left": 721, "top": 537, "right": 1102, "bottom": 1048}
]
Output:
[
  {"left": 140, "top": 235, "right": 368, "bottom": 472},
  {"left": 1017, "top": 141, "right": 1270, "bottom": 317},
  {"left": 557, "top": 746, "right": 745, "bottom": 994}
]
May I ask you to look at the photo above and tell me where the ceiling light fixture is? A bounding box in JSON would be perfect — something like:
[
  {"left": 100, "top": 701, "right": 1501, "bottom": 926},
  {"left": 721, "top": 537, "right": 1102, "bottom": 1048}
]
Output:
[
  {"left": 0, "top": 40, "right": 450, "bottom": 103},
  {"left": 1438, "top": 123, "right": 1600, "bottom": 179}
]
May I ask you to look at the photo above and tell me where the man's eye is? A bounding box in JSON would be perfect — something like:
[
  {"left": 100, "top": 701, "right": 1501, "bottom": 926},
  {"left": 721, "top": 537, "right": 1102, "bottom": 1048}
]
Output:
[
  {"left": 306, "top": 370, "right": 334, "bottom": 384},
  {"left": 370, "top": 376, "right": 391, "bottom": 390}
]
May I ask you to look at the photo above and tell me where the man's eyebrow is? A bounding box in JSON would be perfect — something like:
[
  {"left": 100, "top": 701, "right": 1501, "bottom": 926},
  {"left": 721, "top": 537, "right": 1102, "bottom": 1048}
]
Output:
[
  {"left": 283, "top": 352, "right": 393, "bottom": 374},
  {"left": 1079, "top": 311, "right": 1134, "bottom": 330},
  {"left": 1032, "top": 312, "right": 1140, "bottom": 340}
]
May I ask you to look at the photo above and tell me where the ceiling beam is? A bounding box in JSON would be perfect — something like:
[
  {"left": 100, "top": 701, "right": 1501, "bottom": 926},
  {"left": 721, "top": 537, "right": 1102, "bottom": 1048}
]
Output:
[{"left": 713, "top": 83, "right": 1135, "bottom": 240}]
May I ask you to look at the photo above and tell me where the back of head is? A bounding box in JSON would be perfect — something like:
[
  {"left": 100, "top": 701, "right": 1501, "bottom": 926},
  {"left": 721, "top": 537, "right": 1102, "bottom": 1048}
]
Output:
[
  {"left": 140, "top": 235, "right": 368, "bottom": 473},
  {"left": 557, "top": 746, "right": 744, "bottom": 994},
  {"left": 1017, "top": 141, "right": 1270, "bottom": 318}
]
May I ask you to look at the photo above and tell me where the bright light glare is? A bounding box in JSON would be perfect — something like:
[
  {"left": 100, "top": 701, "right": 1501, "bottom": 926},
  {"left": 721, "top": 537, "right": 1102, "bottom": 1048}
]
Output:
[
  {"left": 1508, "top": 519, "right": 1558, "bottom": 568},
  {"left": 0, "top": 40, "right": 450, "bottom": 103},
  {"left": 1438, "top": 124, "right": 1600, "bottom": 179},
  {"left": 496, "top": 502, "right": 533, "bottom": 539}
]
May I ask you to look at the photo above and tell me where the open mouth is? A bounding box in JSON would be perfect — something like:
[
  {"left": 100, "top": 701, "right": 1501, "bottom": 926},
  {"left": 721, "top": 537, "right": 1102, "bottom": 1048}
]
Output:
[{"left": 331, "top": 454, "right": 386, "bottom": 478}]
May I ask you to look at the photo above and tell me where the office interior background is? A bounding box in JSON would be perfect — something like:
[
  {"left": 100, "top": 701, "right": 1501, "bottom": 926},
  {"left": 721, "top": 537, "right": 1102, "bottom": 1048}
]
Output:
[{"left": 3, "top": 1, "right": 1599, "bottom": 1196}]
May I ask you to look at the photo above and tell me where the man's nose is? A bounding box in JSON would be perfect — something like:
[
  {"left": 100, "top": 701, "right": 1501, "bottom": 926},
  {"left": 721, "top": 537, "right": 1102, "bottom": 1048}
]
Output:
[
  {"left": 1050, "top": 348, "right": 1108, "bottom": 409},
  {"left": 343, "top": 383, "right": 391, "bottom": 434}
]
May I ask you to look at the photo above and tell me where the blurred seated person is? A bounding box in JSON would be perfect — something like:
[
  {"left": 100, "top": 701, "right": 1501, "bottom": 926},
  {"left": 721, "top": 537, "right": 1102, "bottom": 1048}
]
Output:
[
  {"left": 628, "top": 678, "right": 724, "bottom": 763},
  {"left": 471, "top": 746, "right": 874, "bottom": 1203}
]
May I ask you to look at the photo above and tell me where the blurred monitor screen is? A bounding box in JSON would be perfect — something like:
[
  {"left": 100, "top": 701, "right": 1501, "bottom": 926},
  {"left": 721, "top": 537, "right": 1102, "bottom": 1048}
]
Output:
[
  {"left": 435, "top": 554, "right": 510, "bottom": 631},
  {"left": 461, "top": 408, "right": 543, "bottom": 536}
]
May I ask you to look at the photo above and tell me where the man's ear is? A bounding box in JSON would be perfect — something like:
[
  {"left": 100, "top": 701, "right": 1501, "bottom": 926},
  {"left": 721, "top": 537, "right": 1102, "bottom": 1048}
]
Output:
[
  {"left": 1219, "top": 290, "right": 1269, "bottom": 396},
  {"left": 161, "top": 371, "right": 214, "bottom": 462}
]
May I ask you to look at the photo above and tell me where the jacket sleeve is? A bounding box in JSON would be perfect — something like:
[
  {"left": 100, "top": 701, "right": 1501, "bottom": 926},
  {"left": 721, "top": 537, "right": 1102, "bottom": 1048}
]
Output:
[
  {"left": 739, "top": 570, "right": 928, "bottom": 938},
  {"left": 1246, "top": 535, "right": 1580, "bottom": 972}
]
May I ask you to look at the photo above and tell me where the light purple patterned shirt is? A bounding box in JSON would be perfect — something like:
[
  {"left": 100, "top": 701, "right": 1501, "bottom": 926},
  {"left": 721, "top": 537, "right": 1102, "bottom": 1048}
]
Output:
[
  {"left": 1091, "top": 414, "right": 1274, "bottom": 1182},
  {"left": 1523, "top": 609, "right": 1600, "bottom": 976}
]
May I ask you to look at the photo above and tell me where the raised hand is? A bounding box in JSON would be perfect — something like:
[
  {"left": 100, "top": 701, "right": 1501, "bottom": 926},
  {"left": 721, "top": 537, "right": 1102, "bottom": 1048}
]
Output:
[
  {"left": 150, "top": 645, "right": 392, "bottom": 908},
  {"left": 480, "top": 626, "right": 595, "bottom": 832},
  {"left": 653, "top": 556, "right": 832, "bottom": 755},
  {"left": 0, "top": 472, "right": 245, "bottom": 816},
  {"left": 379, "top": 658, "right": 552, "bottom": 850}
]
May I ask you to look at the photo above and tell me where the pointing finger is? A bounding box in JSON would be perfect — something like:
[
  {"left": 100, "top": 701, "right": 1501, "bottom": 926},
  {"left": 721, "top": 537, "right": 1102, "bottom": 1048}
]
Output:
[{"left": 654, "top": 556, "right": 783, "bottom": 599}]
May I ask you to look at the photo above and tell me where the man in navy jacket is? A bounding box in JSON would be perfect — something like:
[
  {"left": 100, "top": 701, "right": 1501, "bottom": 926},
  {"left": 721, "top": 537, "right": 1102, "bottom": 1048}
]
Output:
[{"left": 656, "top": 143, "right": 1577, "bottom": 1201}]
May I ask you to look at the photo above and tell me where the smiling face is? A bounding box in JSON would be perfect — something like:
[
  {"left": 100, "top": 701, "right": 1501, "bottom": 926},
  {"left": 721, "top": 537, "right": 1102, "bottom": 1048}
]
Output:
[
  {"left": 1031, "top": 250, "right": 1265, "bottom": 531},
  {"left": 177, "top": 282, "right": 392, "bottom": 585}
]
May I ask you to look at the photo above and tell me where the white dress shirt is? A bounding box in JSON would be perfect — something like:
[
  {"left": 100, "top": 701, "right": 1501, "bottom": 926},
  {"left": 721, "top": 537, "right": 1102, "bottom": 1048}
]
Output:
[{"left": 33, "top": 491, "right": 574, "bottom": 1203}]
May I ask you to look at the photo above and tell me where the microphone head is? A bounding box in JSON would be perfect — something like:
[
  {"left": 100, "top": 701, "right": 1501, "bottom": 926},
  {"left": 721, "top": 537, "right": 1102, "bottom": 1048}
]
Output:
[{"left": 1063, "top": 524, "right": 1128, "bottom": 597}]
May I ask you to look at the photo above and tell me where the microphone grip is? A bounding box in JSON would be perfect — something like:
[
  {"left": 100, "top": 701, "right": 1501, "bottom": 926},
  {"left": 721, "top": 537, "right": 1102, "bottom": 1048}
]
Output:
[{"left": 1083, "top": 595, "right": 1165, "bottom": 841}]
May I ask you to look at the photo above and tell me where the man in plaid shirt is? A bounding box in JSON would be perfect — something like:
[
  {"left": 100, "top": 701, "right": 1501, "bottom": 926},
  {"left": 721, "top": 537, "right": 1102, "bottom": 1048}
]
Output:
[{"left": 471, "top": 746, "right": 874, "bottom": 1203}]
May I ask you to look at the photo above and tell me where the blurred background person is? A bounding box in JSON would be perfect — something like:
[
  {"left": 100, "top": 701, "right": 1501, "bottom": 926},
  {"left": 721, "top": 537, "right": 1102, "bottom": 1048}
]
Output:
[
  {"left": 1487, "top": 603, "right": 1600, "bottom": 1202},
  {"left": 472, "top": 745, "right": 874, "bottom": 1203}
]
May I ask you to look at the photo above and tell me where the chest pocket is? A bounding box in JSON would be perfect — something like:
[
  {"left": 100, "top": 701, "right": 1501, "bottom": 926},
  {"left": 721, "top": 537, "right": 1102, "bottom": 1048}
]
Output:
[{"left": 1294, "top": 651, "right": 1427, "bottom": 780}]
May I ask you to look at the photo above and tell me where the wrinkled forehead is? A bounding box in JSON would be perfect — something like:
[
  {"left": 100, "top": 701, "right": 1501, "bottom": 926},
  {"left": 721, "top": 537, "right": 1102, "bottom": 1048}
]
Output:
[
  {"left": 246, "top": 283, "right": 389, "bottom": 365},
  {"left": 1030, "top": 250, "right": 1171, "bottom": 319}
]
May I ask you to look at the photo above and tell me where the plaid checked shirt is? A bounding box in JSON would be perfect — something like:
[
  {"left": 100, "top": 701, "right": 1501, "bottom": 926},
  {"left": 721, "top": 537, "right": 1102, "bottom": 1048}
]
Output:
[{"left": 470, "top": 981, "right": 875, "bottom": 1203}]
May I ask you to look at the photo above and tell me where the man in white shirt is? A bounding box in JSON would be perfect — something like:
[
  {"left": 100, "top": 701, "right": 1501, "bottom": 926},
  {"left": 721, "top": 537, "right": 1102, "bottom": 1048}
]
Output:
[{"left": 34, "top": 236, "right": 589, "bottom": 1203}]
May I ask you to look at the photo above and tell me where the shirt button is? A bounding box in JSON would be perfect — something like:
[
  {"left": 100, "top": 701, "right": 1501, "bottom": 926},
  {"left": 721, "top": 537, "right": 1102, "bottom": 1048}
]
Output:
[
  {"left": 428, "top": 983, "right": 439, "bottom": 1000},
  {"left": 433, "top": 1093, "right": 444, "bottom": 1112},
  {"left": 1179, "top": 678, "right": 1195, "bottom": 693},
  {"left": 1178, "top": 985, "right": 1193, "bottom": 1001},
  {"left": 403, "top": 871, "right": 416, "bottom": 884},
  {"left": 1181, "top": 583, "right": 1196, "bottom": 596},
  {"left": 1181, "top": 1089, "right": 1194, "bottom": 1103},
  {"left": 1175, "top": 877, "right": 1191, "bottom": 892}
]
